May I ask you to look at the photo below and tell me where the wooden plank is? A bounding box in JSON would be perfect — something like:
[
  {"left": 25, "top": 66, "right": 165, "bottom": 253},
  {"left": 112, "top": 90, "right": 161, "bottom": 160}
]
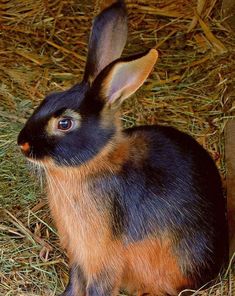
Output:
[{"left": 225, "top": 119, "right": 235, "bottom": 258}]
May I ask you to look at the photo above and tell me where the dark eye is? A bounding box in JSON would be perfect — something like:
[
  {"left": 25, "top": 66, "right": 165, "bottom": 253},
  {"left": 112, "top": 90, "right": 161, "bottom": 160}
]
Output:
[{"left": 57, "top": 118, "right": 73, "bottom": 131}]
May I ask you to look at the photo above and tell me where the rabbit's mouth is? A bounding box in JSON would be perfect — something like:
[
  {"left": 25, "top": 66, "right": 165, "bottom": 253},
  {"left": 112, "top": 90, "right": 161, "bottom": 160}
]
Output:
[
  {"left": 18, "top": 142, "right": 54, "bottom": 167},
  {"left": 25, "top": 153, "right": 54, "bottom": 168}
]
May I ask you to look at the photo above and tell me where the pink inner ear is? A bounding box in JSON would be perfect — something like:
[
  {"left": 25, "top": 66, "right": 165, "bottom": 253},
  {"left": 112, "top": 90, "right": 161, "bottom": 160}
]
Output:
[
  {"left": 108, "top": 65, "right": 140, "bottom": 103},
  {"left": 104, "top": 49, "right": 158, "bottom": 104},
  {"left": 107, "top": 65, "right": 134, "bottom": 102}
]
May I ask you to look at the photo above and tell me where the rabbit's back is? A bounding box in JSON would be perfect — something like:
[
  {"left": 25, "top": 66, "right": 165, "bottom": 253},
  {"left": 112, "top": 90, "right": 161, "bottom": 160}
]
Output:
[{"left": 107, "top": 125, "right": 227, "bottom": 288}]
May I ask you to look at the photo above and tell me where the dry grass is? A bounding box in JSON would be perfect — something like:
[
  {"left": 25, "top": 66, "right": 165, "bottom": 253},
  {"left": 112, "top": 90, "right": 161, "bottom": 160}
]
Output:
[{"left": 0, "top": 0, "right": 234, "bottom": 295}]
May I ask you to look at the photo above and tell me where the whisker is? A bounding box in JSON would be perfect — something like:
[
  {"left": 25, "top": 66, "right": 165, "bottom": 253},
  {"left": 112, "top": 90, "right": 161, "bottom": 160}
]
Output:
[
  {"left": 45, "top": 166, "right": 80, "bottom": 220},
  {"left": 27, "top": 154, "right": 45, "bottom": 189}
]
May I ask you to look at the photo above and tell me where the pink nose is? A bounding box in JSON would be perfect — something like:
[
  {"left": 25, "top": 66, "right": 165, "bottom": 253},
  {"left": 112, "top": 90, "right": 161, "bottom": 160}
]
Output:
[{"left": 20, "top": 142, "right": 30, "bottom": 153}]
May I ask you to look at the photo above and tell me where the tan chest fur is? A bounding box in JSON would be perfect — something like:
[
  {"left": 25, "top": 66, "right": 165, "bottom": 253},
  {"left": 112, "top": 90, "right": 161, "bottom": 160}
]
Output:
[
  {"left": 46, "top": 167, "right": 116, "bottom": 275},
  {"left": 43, "top": 137, "right": 188, "bottom": 294}
]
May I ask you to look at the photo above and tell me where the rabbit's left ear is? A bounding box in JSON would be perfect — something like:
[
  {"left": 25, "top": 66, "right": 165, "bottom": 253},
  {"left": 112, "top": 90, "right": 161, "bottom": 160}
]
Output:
[
  {"left": 83, "top": 1, "right": 127, "bottom": 84},
  {"left": 97, "top": 49, "right": 158, "bottom": 107}
]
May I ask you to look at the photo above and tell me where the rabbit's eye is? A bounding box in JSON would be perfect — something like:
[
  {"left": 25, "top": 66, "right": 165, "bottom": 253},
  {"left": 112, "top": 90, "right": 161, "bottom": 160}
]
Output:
[{"left": 57, "top": 118, "right": 73, "bottom": 131}]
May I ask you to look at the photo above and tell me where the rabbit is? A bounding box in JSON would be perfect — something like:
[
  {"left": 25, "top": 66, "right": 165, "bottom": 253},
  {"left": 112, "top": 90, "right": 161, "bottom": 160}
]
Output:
[{"left": 18, "top": 1, "right": 228, "bottom": 295}]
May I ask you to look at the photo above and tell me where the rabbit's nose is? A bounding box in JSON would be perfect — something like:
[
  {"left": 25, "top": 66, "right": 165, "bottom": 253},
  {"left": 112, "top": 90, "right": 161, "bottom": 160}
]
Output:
[{"left": 20, "top": 142, "right": 30, "bottom": 153}]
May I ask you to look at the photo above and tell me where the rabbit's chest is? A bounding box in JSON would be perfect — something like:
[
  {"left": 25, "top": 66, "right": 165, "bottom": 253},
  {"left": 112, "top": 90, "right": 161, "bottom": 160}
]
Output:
[{"left": 46, "top": 171, "right": 111, "bottom": 267}]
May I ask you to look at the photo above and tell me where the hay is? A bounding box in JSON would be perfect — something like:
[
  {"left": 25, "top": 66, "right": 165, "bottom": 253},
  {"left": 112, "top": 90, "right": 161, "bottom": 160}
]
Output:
[{"left": 0, "top": 0, "right": 234, "bottom": 295}]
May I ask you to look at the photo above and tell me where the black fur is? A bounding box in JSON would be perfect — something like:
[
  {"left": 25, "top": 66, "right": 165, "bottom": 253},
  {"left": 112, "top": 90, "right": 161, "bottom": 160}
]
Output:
[
  {"left": 78, "top": 125, "right": 227, "bottom": 287},
  {"left": 120, "top": 126, "right": 227, "bottom": 285},
  {"left": 83, "top": 0, "right": 127, "bottom": 82},
  {"left": 60, "top": 265, "right": 86, "bottom": 296},
  {"left": 18, "top": 81, "right": 116, "bottom": 165},
  {"left": 17, "top": 0, "right": 228, "bottom": 295},
  {"left": 86, "top": 270, "right": 117, "bottom": 296},
  {"left": 110, "top": 192, "right": 126, "bottom": 238}
]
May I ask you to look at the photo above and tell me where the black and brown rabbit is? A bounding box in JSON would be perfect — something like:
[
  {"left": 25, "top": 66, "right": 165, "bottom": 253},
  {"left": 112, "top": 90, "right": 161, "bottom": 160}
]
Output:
[{"left": 18, "top": 1, "right": 228, "bottom": 295}]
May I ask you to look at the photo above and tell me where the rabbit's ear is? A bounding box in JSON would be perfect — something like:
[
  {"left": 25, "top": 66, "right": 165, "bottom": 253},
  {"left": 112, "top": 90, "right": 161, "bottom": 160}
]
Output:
[
  {"left": 99, "top": 49, "right": 158, "bottom": 107},
  {"left": 83, "top": 0, "right": 127, "bottom": 84}
]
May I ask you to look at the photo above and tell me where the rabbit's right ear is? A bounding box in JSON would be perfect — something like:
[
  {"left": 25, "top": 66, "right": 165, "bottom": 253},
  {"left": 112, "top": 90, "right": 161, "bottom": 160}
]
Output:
[{"left": 83, "top": 1, "right": 127, "bottom": 84}]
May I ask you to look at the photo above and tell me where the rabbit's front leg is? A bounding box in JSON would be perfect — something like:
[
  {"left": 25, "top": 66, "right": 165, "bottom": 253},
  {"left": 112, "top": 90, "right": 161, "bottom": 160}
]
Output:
[
  {"left": 60, "top": 265, "right": 86, "bottom": 296},
  {"left": 86, "top": 270, "right": 120, "bottom": 296}
]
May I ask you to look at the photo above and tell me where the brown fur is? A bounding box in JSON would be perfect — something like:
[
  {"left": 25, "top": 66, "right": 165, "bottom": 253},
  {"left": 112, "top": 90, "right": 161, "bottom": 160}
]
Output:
[
  {"left": 129, "top": 133, "right": 149, "bottom": 166},
  {"left": 122, "top": 238, "right": 190, "bottom": 295},
  {"left": 45, "top": 140, "right": 124, "bottom": 278},
  {"left": 107, "top": 139, "right": 130, "bottom": 166},
  {"left": 18, "top": 1, "right": 224, "bottom": 293},
  {"left": 44, "top": 132, "right": 189, "bottom": 295}
]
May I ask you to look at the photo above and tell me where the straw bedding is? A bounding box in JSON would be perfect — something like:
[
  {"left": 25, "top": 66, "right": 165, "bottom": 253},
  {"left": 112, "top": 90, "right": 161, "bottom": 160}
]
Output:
[{"left": 0, "top": 0, "right": 234, "bottom": 295}]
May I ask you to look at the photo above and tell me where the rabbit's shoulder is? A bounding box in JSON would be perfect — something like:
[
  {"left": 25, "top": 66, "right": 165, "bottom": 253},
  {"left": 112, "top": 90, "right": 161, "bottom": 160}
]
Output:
[{"left": 123, "top": 125, "right": 207, "bottom": 169}]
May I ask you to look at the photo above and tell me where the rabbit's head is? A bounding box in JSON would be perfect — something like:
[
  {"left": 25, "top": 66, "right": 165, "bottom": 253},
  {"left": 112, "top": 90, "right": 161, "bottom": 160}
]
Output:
[{"left": 18, "top": 1, "right": 158, "bottom": 167}]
